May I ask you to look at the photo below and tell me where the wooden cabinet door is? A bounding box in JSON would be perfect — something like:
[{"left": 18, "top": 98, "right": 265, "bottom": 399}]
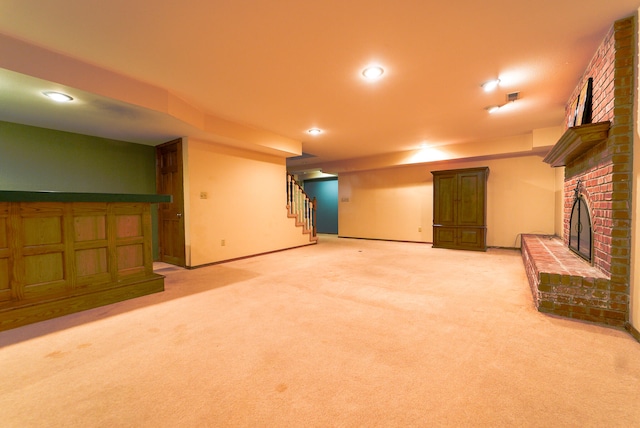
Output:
[
  {"left": 433, "top": 226, "right": 457, "bottom": 247},
  {"left": 433, "top": 173, "right": 457, "bottom": 226},
  {"left": 457, "top": 170, "right": 486, "bottom": 227},
  {"left": 432, "top": 167, "right": 488, "bottom": 251},
  {"left": 457, "top": 227, "right": 486, "bottom": 250}
]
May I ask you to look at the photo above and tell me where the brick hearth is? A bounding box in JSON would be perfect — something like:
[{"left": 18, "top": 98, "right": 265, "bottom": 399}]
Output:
[{"left": 521, "top": 234, "right": 626, "bottom": 327}]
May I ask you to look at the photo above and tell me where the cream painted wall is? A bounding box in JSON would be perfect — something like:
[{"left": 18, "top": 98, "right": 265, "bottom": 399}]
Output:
[
  {"left": 338, "top": 154, "right": 556, "bottom": 248},
  {"left": 629, "top": 10, "right": 640, "bottom": 333},
  {"left": 185, "top": 138, "right": 313, "bottom": 267}
]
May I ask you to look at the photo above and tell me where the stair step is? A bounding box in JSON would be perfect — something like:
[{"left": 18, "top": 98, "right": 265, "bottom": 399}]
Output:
[{"left": 286, "top": 176, "right": 317, "bottom": 244}]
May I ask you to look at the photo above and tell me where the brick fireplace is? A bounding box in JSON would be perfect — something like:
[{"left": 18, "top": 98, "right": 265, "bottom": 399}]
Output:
[{"left": 521, "top": 17, "right": 634, "bottom": 328}]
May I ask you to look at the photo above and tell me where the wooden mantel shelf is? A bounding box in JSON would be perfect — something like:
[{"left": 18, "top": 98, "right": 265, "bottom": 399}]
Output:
[{"left": 543, "top": 121, "right": 611, "bottom": 167}]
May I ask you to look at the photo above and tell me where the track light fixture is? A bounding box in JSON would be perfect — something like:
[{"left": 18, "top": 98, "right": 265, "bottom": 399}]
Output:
[
  {"left": 42, "top": 91, "right": 74, "bottom": 102},
  {"left": 481, "top": 79, "right": 500, "bottom": 92}
]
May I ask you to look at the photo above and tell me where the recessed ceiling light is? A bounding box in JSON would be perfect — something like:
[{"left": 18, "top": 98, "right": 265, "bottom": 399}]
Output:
[
  {"left": 307, "top": 128, "right": 323, "bottom": 135},
  {"left": 43, "top": 91, "right": 73, "bottom": 102},
  {"left": 362, "top": 66, "right": 385, "bottom": 80},
  {"left": 481, "top": 79, "right": 500, "bottom": 92}
]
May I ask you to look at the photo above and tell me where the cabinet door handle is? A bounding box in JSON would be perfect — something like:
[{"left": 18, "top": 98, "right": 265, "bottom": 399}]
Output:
[{"left": 176, "top": 213, "right": 182, "bottom": 218}]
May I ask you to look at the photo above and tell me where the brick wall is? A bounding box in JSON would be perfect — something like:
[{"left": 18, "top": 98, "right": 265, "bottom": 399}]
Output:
[
  {"left": 528, "top": 16, "right": 635, "bottom": 327},
  {"left": 563, "top": 160, "right": 614, "bottom": 275},
  {"left": 565, "top": 26, "right": 615, "bottom": 127}
]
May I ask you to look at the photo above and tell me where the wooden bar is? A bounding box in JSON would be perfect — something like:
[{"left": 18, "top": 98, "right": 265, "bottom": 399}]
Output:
[
  {"left": 0, "top": 191, "right": 171, "bottom": 331},
  {"left": 0, "top": 190, "right": 171, "bottom": 203}
]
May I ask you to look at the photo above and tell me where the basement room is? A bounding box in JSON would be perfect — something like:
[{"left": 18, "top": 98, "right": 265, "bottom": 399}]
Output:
[{"left": 1, "top": 2, "right": 640, "bottom": 426}]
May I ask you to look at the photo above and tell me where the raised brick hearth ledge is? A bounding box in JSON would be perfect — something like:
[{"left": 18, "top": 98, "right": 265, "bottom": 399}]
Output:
[{"left": 521, "top": 234, "right": 627, "bottom": 327}]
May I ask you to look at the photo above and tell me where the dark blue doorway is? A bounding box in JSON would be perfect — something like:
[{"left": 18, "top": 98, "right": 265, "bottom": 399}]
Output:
[{"left": 304, "top": 178, "right": 338, "bottom": 234}]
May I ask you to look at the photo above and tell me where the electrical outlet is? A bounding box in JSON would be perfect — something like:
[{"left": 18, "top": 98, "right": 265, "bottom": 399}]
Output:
[
  {"left": 418, "top": 227, "right": 422, "bottom": 232},
  {"left": 200, "top": 191, "right": 208, "bottom": 199},
  {"left": 221, "top": 239, "right": 225, "bottom": 246}
]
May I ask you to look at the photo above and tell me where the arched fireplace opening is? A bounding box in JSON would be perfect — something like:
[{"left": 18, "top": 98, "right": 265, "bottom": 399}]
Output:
[{"left": 569, "top": 193, "right": 592, "bottom": 263}]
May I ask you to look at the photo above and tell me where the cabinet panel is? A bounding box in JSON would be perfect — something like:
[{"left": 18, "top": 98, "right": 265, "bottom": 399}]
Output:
[
  {"left": 432, "top": 167, "right": 488, "bottom": 251},
  {"left": 0, "top": 204, "right": 10, "bottom": 302},
  {"left": 0, "top": 259, "right": 9, "bottom": 302},
  {"left": 459, "top": 228, "right": 486, "bottom": 250},
  {"left": 23, "top": 216, "right": 62, "bottom": 246},
  {"left": 117, "top": 243, "right": 145, "bottom": 276},
  {"left": 74, "top": 215, "right": 106, "bottom": 241},
  {"left": 458, "top": 172, "right": 485, "bottom": 226},
  {"left": 434, "top": 174, "right": 457, "bottom": 225},
  {"left": 76, "top": 248, "right": 108, "bottom": 277},
  {"left": 0, "top": 217, "right": 6, "bottom": 249},
  {"left": 24, "top": 252, "right": 64, "bottom": 285},
  {"left": 117, "top": 214, "right": 142, "bottom": 238},
  {"left": 434, "top": 227, "right": 456, "bottom": 247}
]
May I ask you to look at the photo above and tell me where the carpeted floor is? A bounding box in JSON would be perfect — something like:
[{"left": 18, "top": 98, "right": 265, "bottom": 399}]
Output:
[{"left": 1, "top": 235, "right": 639, "bottom": 427}]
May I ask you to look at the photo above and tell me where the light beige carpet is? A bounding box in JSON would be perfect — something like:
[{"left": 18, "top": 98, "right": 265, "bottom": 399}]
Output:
[{"left": 1, "top": 235, "right": 639, "bottom": 427}]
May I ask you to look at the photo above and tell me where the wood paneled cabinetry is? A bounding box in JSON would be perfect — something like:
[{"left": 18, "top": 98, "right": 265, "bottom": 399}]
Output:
[
  {"left": 0, "top": 192, "right": 170, "bottom": 331},
  {"left": 432, "top": 167, "right": 489, "bottom": 251}
]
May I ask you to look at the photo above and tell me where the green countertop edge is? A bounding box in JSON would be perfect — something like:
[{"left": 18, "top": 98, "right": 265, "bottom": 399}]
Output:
[{"left": 0, "top": 190, "right": 172, "bottom": 203}]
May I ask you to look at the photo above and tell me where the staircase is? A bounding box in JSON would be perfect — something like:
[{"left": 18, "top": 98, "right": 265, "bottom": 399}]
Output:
[{"left": 287, "top": 173, "right": 318, "bottom": 242}]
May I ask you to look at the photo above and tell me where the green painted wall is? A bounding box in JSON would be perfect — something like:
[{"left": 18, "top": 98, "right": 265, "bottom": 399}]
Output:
[
  {"left": 0, "top": 120, "right": 161, "bottom": 258},
  {"left": 0, "top": 121, "right": 156, "bottom": 193}
]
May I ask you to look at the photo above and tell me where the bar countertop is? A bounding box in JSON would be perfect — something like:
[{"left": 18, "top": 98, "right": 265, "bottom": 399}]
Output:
[{"left": 0, "top": 190, "right": 172, "bottom": 203}]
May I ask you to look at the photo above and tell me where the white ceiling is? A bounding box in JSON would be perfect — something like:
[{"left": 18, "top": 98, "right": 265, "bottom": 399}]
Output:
[{"left": 0, "top": 1, "right": 639, "bottom": 170}]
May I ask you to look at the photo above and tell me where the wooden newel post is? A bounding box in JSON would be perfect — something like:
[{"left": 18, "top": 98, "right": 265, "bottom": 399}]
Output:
[{"left": 311, "top": 197, "right": 317, "bottom": 237}]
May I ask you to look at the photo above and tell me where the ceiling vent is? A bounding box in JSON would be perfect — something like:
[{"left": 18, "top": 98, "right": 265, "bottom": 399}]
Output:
[{"left": 507, "top": 92, "right": 520, "bottom": 102}]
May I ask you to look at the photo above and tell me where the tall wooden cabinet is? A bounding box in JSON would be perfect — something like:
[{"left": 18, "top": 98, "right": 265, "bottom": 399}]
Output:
[{"left": 432, "top": 167, "right": 489, "bottom": 251}]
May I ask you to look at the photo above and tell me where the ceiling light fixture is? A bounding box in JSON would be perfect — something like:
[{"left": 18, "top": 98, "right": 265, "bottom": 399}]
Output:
[
  {"left": 362, "top": 65, "right": 385, "bottom": 80},
  {"left": 486, "top": 105, "right": 500, "bottom": 114},
  {"left": 307, "top": 128, "right": 323, "bottom": 135},
  {"left": 481, "top": 79, "right": 500, "bottom": 92},
  {"left": 43, "top": 91, "right": 73, "bottom": 102}
]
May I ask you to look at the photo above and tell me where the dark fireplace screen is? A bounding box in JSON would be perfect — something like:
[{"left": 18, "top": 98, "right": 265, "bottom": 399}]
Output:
[{"left": 569, "top": 196, "right": 592, "bottom": 262}]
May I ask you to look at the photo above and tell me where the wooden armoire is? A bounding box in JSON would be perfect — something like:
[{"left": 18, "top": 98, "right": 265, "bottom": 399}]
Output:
[{"left": 431, "top": 167, "right": 489, "bottom": 251}]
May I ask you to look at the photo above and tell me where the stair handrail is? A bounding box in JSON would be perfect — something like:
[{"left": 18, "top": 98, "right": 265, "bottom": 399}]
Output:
[{"left": 287, "top": 173, "right": 317, "bottom": 237}]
